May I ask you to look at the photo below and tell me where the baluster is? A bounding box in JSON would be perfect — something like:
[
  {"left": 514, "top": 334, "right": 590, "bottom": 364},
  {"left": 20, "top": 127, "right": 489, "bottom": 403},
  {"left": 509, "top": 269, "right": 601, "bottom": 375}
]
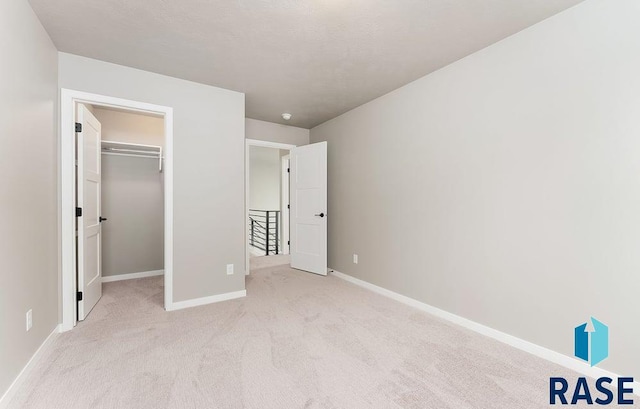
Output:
[
  {"left": 275, "top": 211, "right": 279, "bottom": 255},
  {"left": 266, "top": 210, "right": 270, "bottom": 255},
  {"left": 251, "top": 218, "right": 254, "bottom": 247}
]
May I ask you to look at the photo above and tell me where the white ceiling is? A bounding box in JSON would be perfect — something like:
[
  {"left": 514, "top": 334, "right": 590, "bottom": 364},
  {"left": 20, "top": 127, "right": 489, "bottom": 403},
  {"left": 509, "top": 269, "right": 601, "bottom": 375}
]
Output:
[{"left": 30, "top": 0, "right": 583, "bottom": 128}]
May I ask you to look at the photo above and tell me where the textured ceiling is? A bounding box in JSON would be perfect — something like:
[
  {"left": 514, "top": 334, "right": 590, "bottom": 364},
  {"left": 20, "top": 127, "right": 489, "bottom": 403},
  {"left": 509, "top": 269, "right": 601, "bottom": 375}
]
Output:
[{"left": 30, "top": 0, "right": 583, "bottom": 128}]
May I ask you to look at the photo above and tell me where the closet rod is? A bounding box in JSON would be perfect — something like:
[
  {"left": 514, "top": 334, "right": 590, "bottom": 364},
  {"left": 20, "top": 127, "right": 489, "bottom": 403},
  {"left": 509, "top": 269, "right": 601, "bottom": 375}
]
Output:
[
  {"left": 102, "top": 147, "right": 160, "bottom": 156},
  {"left": 101, "top": 140, "right": 163, "bottom": 172},
  {"left": 101, "top": 152, "right": 160, "bottom": 158}
]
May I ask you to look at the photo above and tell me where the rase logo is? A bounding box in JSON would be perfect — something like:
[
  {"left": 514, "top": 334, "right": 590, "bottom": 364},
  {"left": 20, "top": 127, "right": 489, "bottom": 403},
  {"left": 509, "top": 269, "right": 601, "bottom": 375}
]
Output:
[
  {"left": 574, "top": 317, "right": 608, "bottom": 367},
  {"left": 549, "top": 317, "right": 635, "bottom": 405}
]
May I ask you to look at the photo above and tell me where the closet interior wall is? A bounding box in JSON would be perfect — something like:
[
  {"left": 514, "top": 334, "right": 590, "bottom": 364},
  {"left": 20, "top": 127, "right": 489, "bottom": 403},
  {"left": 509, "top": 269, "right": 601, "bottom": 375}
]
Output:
[{"left": 92, "top": 106, "right": 165, "bottom": 279}]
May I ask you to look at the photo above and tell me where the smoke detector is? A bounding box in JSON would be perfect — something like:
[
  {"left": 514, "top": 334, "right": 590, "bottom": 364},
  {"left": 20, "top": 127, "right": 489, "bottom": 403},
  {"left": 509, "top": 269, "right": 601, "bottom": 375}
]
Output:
[{"left": 282, "top": 113, "right": 292, "bottom": 121}]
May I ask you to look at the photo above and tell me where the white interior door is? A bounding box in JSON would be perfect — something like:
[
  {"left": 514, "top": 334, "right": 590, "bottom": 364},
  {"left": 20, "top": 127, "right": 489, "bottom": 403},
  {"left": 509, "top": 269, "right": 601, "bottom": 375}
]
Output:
[
  {"left": 77, "top": 104, "right": 102, "bottom": 320},
  {"left": 290, "top": 142, "right": 327, "bottom": 275}
]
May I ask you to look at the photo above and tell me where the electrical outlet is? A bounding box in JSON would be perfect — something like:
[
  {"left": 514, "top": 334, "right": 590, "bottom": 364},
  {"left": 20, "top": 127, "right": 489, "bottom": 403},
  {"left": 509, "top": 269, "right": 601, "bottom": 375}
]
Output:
[
  {"left": 226, "top": 264, "right": 234, "bottom": 275},
  {"left": 353, "top": 254, "right": 358, "bottom": 264},
  {"left": 26, "top": 309, "right": 32, "bottom": 332}
]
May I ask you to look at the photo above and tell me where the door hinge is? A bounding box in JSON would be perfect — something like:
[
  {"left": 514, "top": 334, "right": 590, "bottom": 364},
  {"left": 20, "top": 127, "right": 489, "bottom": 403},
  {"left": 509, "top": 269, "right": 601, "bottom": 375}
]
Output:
[
  {"left": 75, "top": 122, "right": 82, "bottom": 132},
  {"left": 287, "top": 204, "right": 290, "bottom": 209},
  {"left": 288, "top": 240, "right": 290, "bottom": 245},
  {"left": 76, "top": 207, "right": 82, "bottom": 217},
  {"left": 77, "top": 291, "right": 83, "bottom": 301},
  {"left": 287, "top": 168, "right": 290, "bottom": 173}
]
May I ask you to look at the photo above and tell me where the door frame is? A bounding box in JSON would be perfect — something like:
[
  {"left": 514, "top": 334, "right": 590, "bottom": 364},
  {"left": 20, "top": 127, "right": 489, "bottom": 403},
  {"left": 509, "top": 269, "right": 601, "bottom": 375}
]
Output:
[
  {"left": 60, "top": 89, "right": 174, "bottom": 331},
  {"left": 245, "top": 139, "right": 296, "bottom": 275},
  {"left": 281, "top": 154, "right": 290, "bottom": 255}
]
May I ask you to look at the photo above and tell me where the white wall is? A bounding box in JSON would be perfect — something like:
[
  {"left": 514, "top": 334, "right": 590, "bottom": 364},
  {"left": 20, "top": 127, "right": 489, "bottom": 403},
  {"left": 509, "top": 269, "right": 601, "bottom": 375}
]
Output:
[
  {"left": 311, "top": 0, "right": 640, "bottom": 376},
  {"left": 94, "top": 107, "right": 165, "bottom": 147},
  {"left": 59, "top": 53, "right": 246, "bottom": 302},
  {"left": 249, "top": 146, "right": 283, "bottom": 211},
  {"left": 94, "top": 108, "right": 165, "bottom": 277},
  {"left": 0, "top": 0, "right": 58, "bottom": 398},
  {"left": 246, "top": 118, "right": 309, "bottom": 146}
]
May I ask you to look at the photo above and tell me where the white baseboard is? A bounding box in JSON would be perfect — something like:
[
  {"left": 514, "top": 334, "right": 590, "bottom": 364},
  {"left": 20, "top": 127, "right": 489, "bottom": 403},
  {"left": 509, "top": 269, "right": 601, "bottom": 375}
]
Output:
[
  {"left": 102, "top": 269, "right": 164, "bottom": 283},
  {"left": 167, "top": 290, "right": 246, "bottom": 312},
  {"left": 329, "top": 269, "right": 639, "bottom": 396},
  {"left": 0, "top": 325, "right": 60, "bottom": 409}
]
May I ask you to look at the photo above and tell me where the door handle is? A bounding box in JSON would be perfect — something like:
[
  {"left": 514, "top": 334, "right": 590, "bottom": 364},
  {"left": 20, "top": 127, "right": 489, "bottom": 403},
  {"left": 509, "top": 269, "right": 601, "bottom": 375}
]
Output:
[
  {"left": 314, "top": 213, "right": 325, "bottom": 218},
  {"left": 99, "top": 217, "right": 108, "bottom": 223}
]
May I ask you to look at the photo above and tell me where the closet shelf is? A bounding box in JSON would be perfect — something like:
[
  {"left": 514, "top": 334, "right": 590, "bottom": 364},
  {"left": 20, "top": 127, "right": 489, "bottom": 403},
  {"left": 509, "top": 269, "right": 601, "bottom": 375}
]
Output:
[{"left": 101, "top": 140, "right": 163, "bottom": 172}]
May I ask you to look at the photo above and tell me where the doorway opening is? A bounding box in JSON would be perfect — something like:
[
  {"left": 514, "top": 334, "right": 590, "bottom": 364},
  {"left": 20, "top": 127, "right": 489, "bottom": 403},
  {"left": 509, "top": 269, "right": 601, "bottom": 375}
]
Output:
[
  {"left": 245, "top": 139, "right": 295, "bottom": 273},
  {"left": 61, "top": 90, "right": 174, "bottom": 331},
  {"left": 81, "top": 104, "right": 165, "bottom": 320}
]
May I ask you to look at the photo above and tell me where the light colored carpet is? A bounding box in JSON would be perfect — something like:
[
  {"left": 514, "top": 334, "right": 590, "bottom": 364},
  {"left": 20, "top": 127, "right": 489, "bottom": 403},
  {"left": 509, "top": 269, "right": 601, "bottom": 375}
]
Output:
[
  {"left": 249, "top": 254, "right": 290, "bottom": 270},
  {"left": 7, "top": 265, "right": 589, "bottom": 408}
]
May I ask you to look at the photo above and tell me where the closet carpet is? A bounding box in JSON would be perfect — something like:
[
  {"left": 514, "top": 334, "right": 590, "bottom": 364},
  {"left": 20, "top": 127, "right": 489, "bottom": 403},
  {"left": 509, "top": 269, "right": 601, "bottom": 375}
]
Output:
[{"left": 8, "top": 264, "right": 587, "bottom": 408}]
